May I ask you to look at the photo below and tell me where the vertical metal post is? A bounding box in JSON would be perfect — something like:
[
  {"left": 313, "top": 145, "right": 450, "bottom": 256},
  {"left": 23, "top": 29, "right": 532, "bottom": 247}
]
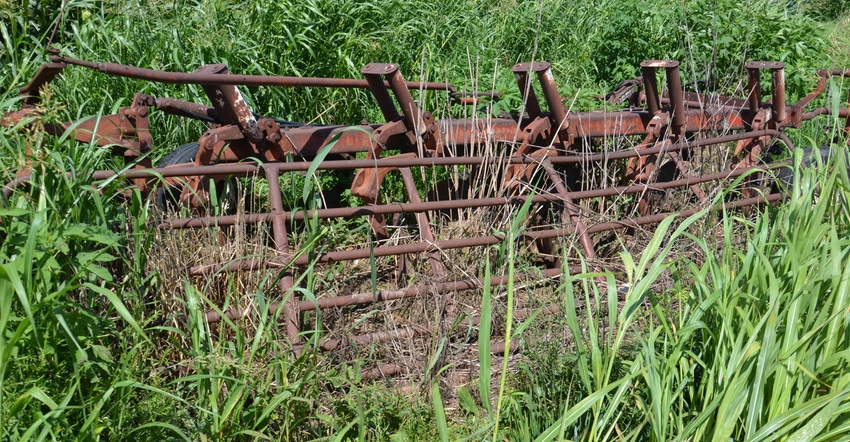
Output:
[
  {"left": 770, "top": 63, "right": 786, "bottom": 124},
  {"left": 640, "top": 61, "right": 662, "bottom": 115},
  {"left": 745, "top": 62, "right": 763, "bottom": 117},
  {"left": 362, "top": 64, "right": 402, "bottom": 122},
  {"left": 265, "top": 165, "right": 300, "bottom": 342},
  {"left": 512, "top": 63, "right": 542, "bottom": 119},
  {"left": 747, "top": 61, "right": 787, "bottom": 125},
  {"left": 664, "top": 61, "right": 685, "bottom": 134},
  {"left": 399, "top": 167, "right": 444, "bottom": 278}
]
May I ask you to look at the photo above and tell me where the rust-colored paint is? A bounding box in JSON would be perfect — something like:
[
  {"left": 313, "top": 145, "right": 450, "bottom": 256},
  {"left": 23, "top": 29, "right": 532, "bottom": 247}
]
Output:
[{"left": 3, "top": 54, "right": 846, "bottom": 362}]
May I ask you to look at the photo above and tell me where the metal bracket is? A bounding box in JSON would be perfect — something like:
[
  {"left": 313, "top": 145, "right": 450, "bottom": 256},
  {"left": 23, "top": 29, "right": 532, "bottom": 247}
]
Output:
[
  {"left": 512, "top": 61, "right": 570, "bottom": 143},
  {"left": 362, "top": 63, "right": 442, "bottom": 156},
  {"left": 640, "top": 60, "right": 685, "bottom": 134}
]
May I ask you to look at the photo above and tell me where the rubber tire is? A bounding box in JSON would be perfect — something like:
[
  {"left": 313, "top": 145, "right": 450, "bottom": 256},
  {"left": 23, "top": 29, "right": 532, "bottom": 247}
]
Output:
[
  {"left": 154, "top": 142, "right": 238, "bottom": 213},
  {"left": 155, "top": 142, "right": 200, "bottom": 211},
  {"left": 158, "top": 141, "right": 200, "bottom": 167},
  {"left": 774, "top": 146, "right": 839, "bottom": 190}
]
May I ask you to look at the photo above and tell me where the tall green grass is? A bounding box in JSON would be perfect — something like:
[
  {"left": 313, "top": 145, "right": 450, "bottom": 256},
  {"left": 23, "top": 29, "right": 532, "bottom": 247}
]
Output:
[
  {"left": 0, "top": 119, "right": 152, "bottom": 438},
  {"left": 1, "top": 0, "right": 849, "bottom": 440},
  {"left": 490, "top": 147, "right": 850, "bottom": 440},
  {"left": 1, "top": 0, "right": 832, "bottom": 133}
]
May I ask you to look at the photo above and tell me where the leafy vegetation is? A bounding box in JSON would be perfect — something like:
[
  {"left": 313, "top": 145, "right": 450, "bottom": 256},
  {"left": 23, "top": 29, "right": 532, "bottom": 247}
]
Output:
[
  {"left": 1, "top": 0, "right": 849, "bottom": 440},
  {"left": 500, "top": 150, "right": 850, "bottom": 440}
]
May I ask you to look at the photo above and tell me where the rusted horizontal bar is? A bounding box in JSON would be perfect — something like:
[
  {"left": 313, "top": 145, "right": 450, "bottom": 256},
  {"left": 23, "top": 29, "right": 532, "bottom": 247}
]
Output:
[
  {"left": 315, "top": 302, "right": 561, "bottom": 354},
  {"left": 2, "top": 120, "right": 794, "bottom": 199},
  {"left": 91, "top": 129, "right": 792, "bottom": 176},
  {"left": 299, "top": 268, "right": 568, "bottom": 313},
  {"left": 523, "top": 192, "right": 784, "bottom": 241},
  {"left": 488, "top": 339, "right": 523, "bottom": 354},
  {"left": 50, "top": 55, "right": 456, "bottom": 91},
  {"left": 154, "top": 97, "right": 220, "bottom": 122},
  {"left": 801, "top": 107, "right": 850, "bottom": 120},
  {"left": 5, "top": 130, "right": 791, "bottom": 212},
  {"left": 204, "top": 267, "right": 570, "bottom": 323},
  {"left": 194, "top": 189, "right": 781, "bottom": 274},
  {"left": 164, "top": 161, "right": 788, "bottom": 232},
  {"left": 359, "top": 363, "right": 405, "bottom": 380},
  {"left": 295, "top": 192, "right": 782, "bottom": 266},
  {"left": 317, "top": 325, "right": 431, "bottom": 351}
]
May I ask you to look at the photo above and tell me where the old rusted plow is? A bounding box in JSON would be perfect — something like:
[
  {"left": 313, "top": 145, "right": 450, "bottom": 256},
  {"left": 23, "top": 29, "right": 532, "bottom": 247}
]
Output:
[{"left": 3, "top": 52, "right": 849, "bottom": 371}]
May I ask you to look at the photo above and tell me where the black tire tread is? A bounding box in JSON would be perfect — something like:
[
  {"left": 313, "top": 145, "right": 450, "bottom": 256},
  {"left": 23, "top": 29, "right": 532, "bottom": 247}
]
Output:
[
  {"left": 157, "top": 141, "right": 199, "bottom": 167},
  {"left": 155, "top": 142, "right": 200, "bottom": 210}
]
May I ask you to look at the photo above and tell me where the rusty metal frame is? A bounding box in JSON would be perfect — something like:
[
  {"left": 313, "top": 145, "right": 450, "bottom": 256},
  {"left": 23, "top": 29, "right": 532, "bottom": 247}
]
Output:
[{"left": 3, "top": 54, "right": 850, "bottom": 366}]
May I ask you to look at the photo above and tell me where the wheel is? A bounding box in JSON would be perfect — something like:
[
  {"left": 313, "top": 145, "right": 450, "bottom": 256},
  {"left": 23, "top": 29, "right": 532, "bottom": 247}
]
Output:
[
  {"left": 772, "top": 145, "right": 839, "bottom": 191},
  {"left": 155, "top": 142, "right": 238, "bottom": 214}
]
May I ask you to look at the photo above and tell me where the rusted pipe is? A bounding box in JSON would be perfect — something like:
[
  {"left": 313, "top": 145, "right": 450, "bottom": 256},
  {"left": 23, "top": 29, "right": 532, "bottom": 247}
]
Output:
[
  {"left": 512, "top": 63, "right": 543, "bottom": 119},
  {"left": 534, "top": 62, "right": 570, "bottom": 135},
  {"left": 399, "top": 167, "right": 444, "bottom": 277},
  {"left": 318, "top": 325, "right": 431, "bottom": 351},
  {"left": 640, "top": 61, "right": 662, "bottom": 115},
  {"left": 523, "top": 193, "right": 784, "bottom": 241},
  {"left": 264, "top": 167, "right": 299, "bottom": 340},
  {"left": 98, "top": 129, "right": 795, "bottom": 175},
  {"left": 746, "top": 63, "right": 763, "bottom": 115},
  {"left": 771, "top": 63, "right": 786, "bottom": 124},
  {"left": 541, "top": 160, "right": 597, "bottom": 259},
  {"left": 794, "top": 69, "right": 850, "bottom": 108},
  {"left": 362, "top": 64, "right": 402, "bottom": 122},
  {"left": 359, "top": 363, "right": 405, "bottom": 380},
  {"left": 164, "top": 157, "right": 785, "bottom": 232},
  {"left": 50, "top": 55, "right": 456, "bottom": 92},
  {"left": 801, "top": 107, "right": 850, "bottom": 120},
  {"left": 664, "top": 61, "right": 685, "bottom": 132},
  {"left": 204, "top": 267, "right": 571, "bottom": 323}
]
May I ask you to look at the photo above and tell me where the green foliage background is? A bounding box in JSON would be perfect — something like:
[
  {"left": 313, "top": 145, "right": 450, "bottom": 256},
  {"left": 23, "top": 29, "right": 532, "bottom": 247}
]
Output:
[
  {"left": 0, "top": 0, "right": 849, "bottom": 440},
  {"left": 0, "top": 0, "right": 834, "bottom": 127}
]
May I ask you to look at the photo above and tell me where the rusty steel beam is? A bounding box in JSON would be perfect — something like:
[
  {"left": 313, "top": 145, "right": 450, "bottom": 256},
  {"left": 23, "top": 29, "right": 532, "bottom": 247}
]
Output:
[
  {"left": 359, "top": 363, "right": 405, "bottom": 380},
  {"left": 163, "top": 160, "right": 787, "bottom": 233},
  {"left": 205, "top": 267, "right": 571, "bottom": 324},
  {"left": 18, "top": 62, "right": 67, "bottom": 103},
  {"left": 50, "top": 54, "right": 458, "bottom": 92},
  {"left": 5, "top": 54, "right": 848, "bottom": 374},
  {"left": 5, "top": 128, "right": 792, "bottom": 199},
  {"left": 188, "top": 178, "right": 785, "bottom": 278}
]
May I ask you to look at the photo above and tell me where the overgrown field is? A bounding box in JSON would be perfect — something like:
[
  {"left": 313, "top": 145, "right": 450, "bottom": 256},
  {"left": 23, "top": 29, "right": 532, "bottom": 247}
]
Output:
[{"left": 2, "top": 0, "right": 850, "bottom": 440}]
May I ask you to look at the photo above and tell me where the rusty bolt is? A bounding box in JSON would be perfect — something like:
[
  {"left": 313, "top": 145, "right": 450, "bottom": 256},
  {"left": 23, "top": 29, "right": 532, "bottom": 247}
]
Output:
[{"left": 269, "top": 133, "right": 282, "bottom": 143}]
